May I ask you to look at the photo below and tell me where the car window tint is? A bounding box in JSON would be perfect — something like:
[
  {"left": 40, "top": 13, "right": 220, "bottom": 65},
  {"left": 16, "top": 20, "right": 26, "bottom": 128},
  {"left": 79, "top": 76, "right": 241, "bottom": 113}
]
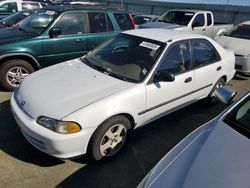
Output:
[
  {"left": 113, "top": 13, "right": 134, "bottom": 30},
  {"left": 224, "top": 95, "right": 250, "bottom": 138},
  {"left": 207, "top": 13, "right": 212, "bottom": 26},
  {"left": 22, "top": 2, "right": 40, "bottom": 10},
  {"left": 0, "top": 2, "right": 17, "bottom": 13},
  {"left": 192, "top": 14, "right": 205, "bottom": 27},
  {"left": 225, "top": 24, "right": 250, "bottom": 40},
  {"left": 159, "top": 40, "right": 191, "bottom": 75},
  {"left": 88, "top": 12, "right": 109, "bottom": 33},
  {"left": 54, "top": 13, "right": 84, "bottom": 35},
  {"left": 191, "top": 39, "right": 220, "bottom": 67}
]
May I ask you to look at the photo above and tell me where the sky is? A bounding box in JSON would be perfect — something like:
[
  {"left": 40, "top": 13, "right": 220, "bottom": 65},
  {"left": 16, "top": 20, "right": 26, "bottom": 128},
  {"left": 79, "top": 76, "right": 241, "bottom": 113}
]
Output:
[{"left": 150, "top": 0, "right": 250, "bottom": 6}]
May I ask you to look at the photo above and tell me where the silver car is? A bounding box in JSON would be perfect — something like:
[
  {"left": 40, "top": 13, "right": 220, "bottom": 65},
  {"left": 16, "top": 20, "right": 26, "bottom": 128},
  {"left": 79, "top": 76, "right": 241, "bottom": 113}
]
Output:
[
  {"left": 217, "top": 21, "right": 250, "bottom": 74},
  {"left": 139, "top": 87, "right": 250, "bottom": 188}
]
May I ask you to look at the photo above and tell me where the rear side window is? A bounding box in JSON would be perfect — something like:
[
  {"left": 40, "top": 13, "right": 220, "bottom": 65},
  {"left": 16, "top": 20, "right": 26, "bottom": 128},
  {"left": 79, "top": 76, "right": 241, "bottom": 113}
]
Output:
[
  {"left": 113, "top": 13, "right": 134, "bottom": 30},
  {"left": 88, "top": 12, "right": 113, "bottom": 33},
  {"left": 207, "top": 13, "right": 212, "bottom": 26},
  {"left": 22, "top": 2, "right": 40, "bottom": 11},
  {"left": 0, "top": 2, "right": 17, "bottom": 13},
  {"left": 54, "top": 13, "right": 84, "bottom": 35},
  {"left": 191, "top": 39, "right": 220, "bottom": 67},
  {"left": 192, "top": 14, "right": 205, "bottom": 27}
]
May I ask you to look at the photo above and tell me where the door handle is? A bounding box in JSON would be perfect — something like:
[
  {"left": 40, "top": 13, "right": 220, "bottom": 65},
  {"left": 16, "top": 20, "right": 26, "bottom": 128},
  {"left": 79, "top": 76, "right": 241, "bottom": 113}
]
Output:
[
  {"left": 202, "top": 28, "right": 206, "bottom": 32},
  {"left": 184, "top": 77, "right": 192, "bottom": 83},
  {"left": 217, "top": 66, "right": 222, "bottom": 71}
]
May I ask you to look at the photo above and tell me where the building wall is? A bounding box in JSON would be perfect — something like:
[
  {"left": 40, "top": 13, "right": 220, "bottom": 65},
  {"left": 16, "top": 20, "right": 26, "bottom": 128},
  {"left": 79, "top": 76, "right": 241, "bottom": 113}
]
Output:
[{"left": 100, "top": 0, "right": 250, "bottom": 24}]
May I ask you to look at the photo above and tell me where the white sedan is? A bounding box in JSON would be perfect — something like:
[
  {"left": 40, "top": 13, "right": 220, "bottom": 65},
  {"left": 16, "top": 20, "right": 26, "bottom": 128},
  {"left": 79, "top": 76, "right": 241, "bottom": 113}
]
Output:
[
  {"left": 11, "top": 29, "right": 235, "bottom": 161},
  {"left": 216, "top": 21, "right": 250, "bottom": 74}
]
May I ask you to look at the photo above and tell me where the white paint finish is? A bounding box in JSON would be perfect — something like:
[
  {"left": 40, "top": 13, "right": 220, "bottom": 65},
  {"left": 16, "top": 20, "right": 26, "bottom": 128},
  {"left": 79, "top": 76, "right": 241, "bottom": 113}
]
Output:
[
  {"left": 11, "top": 29, "right": 236, "bottom": 158},
  {"left": 0, "top": 0, "right": 42, "bottom": 12},
  {"left": 16, "top": 59, "right": 134, "bottom": 119}
]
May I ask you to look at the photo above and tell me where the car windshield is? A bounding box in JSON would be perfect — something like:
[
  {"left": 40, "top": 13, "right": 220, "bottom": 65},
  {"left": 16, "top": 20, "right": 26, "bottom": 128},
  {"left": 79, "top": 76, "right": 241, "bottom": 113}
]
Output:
[
  {"left": 18, "top": 9, "right": 58, "bottom": 35},
  {"left": 224, "top": 94, "right": 250, "bottom": 138},
  {"left": 157, "top": 11, "right": 194, "bottom": 26},
  {"left": 82, "top": 33, "right": 165, "bottom": 83},
  {"left": 0, "top": 11, "right": 32, "bottom": 26},
  {"left": 224, "top": 24, "right": 250, "bottom": 40}
]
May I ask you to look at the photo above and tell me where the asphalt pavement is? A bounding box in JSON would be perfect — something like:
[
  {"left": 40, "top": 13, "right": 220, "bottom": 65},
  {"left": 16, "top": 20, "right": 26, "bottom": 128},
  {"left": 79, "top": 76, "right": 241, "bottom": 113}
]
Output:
[{"left": 0, "top": 73, "right": 249, "bottom": 188}]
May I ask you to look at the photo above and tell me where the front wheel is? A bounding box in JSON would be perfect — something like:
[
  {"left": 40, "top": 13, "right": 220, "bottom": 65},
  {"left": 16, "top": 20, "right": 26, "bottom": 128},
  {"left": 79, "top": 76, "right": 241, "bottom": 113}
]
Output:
[
  {"left": 0, "top": 59, "right": 35, "bottom": 91},
  {"left": 89, "top": 115, "right": 131, "bottom": 161},
  {"left": 207, "top": 78, "right": 226, "bottom": 104}
]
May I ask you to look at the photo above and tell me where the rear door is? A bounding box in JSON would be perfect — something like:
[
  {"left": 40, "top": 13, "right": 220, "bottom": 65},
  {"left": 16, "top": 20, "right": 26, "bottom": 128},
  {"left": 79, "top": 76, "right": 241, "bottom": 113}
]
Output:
[
  {"left": 190, "top": 39, "right": 223, "bottom": 99},
  {"left": 85, "top": 11, "right": 118, "bottom": 51},
  {"left": 144, "top": 40, "right": 195, "bottom": 122},
  {"left": 42, "top": 11, "right": 88, "bottom": 67}
]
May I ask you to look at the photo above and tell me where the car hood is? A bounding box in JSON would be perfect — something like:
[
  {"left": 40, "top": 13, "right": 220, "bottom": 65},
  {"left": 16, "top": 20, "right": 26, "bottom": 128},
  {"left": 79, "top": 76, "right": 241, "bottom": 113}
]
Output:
[
  {"left": 139, "top": 22, "right": 182, "bottom": 30},
  {"left": 144, "top": 121, "right": 250, "bottom": 188},
  {"left": 0, "top": 27, "right": 34, "bottom": 44},
  {"left": 15, "top": 59, "right": 134, "bottom": 120},
  {"left": 217, "top": 36, "right": 250, "bottom": 55}
]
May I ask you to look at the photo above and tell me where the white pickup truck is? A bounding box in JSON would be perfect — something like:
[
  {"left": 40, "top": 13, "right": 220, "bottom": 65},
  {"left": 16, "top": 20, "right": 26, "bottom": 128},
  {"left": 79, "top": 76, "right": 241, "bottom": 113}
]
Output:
[
  {"left": 0, "top": 0, "right": 43, "bottom": 20},
  {"left": 139, "top": 9, "right": 234, "bottom": 39}
]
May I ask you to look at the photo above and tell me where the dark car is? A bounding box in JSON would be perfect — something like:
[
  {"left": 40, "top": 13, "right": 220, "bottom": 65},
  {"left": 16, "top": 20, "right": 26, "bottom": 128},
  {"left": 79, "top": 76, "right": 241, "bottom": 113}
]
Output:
[
  {"left": 0, "top": 5, "right": 135, "bottom": 91},
  {"left": 0, "top": 10, "right": 33, "bottom": 28},
  {"left": 139, "top": 87, "right": 250, "bottom": 188}
]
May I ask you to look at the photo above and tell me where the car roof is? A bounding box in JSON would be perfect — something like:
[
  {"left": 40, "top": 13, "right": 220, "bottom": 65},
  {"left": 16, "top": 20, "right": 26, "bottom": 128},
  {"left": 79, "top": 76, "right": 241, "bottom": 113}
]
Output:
[
  {"left": 42, "top": 4, "right": 126, "bottom": 13},
  {"left": 123, "top": 29, "right": 206, "bottom": 43},
  {"left": 170, "top": 9, "right": 212, "bottom": 13}
]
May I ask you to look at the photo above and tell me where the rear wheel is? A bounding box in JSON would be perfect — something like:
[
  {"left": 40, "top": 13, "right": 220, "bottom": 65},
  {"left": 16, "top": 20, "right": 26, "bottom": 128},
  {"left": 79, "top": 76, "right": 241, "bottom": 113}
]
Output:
[
  {"left": 207, "top": 78, "right": 226, "bottom": 104},
  {"left": 0, "top": 59, "right": 35, "bottom": 91},
  {"left": 89, "top": 115, "right": 131, "bottom": 161}
]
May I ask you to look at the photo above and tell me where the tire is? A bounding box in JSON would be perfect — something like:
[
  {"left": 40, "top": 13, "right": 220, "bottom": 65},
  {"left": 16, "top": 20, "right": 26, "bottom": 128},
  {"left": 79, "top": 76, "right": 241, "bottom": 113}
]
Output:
[
  {"left": 0, "top": 59, "right": 35, "bottom": 91},
  {"left": 207, "top": 78, "right": 226, "bottom": 104},
  {"left": 89, "top": 115, "right": 131, "bottom": 161}
]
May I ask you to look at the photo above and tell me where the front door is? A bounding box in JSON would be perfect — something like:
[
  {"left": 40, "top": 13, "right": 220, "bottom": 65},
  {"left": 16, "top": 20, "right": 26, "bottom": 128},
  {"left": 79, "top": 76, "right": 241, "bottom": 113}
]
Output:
[
  {"left": 42, "top": 12, "right": 88, "bottom": 67},
  {"left": 143, "top": 40, "right": 195, "bottom": 123}
]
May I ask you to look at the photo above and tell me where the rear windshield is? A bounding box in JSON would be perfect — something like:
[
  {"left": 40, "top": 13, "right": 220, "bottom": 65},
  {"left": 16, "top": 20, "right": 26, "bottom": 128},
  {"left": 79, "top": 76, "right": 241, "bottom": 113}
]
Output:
[
  {"left": 157, "top": 11, "right": 194, "bottom": 26},
  {"left": 113, "top": 13, "right": 134, "bottom": 30},
  {"left": 225, "top": 24, "right": 250, "bottom": 40}
]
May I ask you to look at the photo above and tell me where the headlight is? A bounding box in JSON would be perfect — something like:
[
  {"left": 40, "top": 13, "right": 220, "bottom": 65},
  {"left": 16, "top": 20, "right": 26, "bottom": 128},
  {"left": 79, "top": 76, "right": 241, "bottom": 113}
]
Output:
[{"left": 36, "top": 116, "right": 81, "bottom": 134}]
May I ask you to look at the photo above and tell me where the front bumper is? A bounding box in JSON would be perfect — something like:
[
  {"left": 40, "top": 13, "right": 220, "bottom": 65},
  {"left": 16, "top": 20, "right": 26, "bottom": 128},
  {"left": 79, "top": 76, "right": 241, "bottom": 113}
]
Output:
[
  {"left": 235, "top": 56, "right": 250, "bottom": 73},
  {"left": 10, "top": 94, "right": 95, "bottom": 159}
]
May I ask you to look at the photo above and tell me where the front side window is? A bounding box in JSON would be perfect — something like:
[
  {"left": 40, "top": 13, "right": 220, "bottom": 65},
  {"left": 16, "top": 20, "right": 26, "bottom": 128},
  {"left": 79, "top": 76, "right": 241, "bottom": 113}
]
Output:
[
  {"left": 158, "top": 40, "right": 191, "bottom": 75},
  {"left": 225, "top": 24, "right": 250, "bottom": 40},
  {"left": 82, "top": 33, "right": 165, "bottom": 82},
  {"left": 54, "top": 13, "right": 84, "bottom": 35},
  {"left": 157, "top": 11, "right": 194, "bottom": 26},
  {"left": 88, "top": 12, "right": 109, "bottom": 33},
  {"left": 191, "top": 39, "right": 220, "bottom": 68},
  {"left": 192, "top": 14, "right": 205, "bottom": 27},
  {"left": 113, "top": 13, "right": 134, "bottom": 30},
  {"left": 0, "top": 2, "right": 17, "bottom": 13},
  {"left": 18, "top": 9, "right": 58, "bottom": 35},
  {"left": 224, "top": 95, "right": 250, "bottom": 138}
]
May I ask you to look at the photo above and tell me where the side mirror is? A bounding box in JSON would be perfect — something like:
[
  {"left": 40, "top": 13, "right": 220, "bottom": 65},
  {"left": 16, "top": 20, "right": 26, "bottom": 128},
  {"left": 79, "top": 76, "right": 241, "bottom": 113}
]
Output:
[
  {"left": 154, "top": 71, "right": 175, "bottom": 82},
  {"left": 214, "top": 87, "right": 237, "bottom": 105},
  {"left": 49, "top": 27, "right": 61, "bottom": 38}
]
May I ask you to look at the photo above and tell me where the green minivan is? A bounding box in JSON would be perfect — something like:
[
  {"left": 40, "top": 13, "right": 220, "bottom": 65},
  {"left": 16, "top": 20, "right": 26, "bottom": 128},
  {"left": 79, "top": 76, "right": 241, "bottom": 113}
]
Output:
[{"left": 0, "top": 5, "right": 135, "bottom": 90}]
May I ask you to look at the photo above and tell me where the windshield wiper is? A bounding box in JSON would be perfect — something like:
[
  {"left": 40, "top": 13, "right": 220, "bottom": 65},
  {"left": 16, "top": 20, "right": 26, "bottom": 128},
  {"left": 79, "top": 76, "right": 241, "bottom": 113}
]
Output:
[{"left": 82, "top": 57, "right": 107, "bottom": 73}]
